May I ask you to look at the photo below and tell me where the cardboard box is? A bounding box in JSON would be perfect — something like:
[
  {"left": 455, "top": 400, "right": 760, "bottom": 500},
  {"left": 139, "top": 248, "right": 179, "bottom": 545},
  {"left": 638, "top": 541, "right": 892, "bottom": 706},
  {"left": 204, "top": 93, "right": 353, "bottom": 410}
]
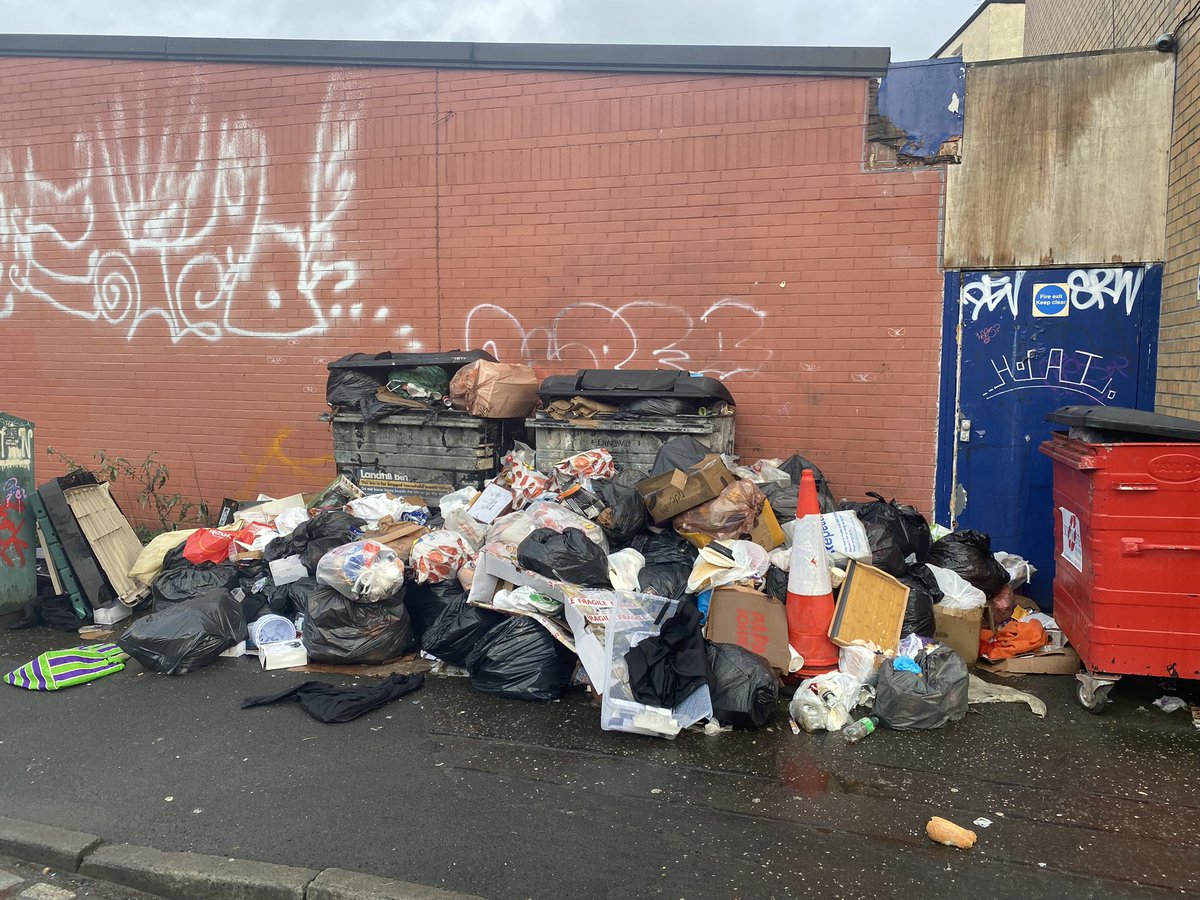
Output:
[
  {"left": 268, "top": 555, "right": 307, "bottom": 586},
  {"left": 637, "top": 455, "right": 737, "bottom": 524},
  {"left": 746, "top": 500, "right": 786, "bottom": 551},
  {"left": 370, "top": 521, "right": 429, "bottom": 561},
  {"left": 259, "top": 639, "right": 308, "bottom": 670},
  {"left": 933, "top": 603, "right": 983, "bottom": 664},
  {"left": 827, "top": 561, "right": 909, "bottom": 655},
  {"left": 704, "top": 587, "right": 791, "bottom": 671},
  {"left": 980, "top": 645, "right": 1080, "bottom": 676},
  {"left": 469, "top": 482, "right": 515, "bottom": 524}
]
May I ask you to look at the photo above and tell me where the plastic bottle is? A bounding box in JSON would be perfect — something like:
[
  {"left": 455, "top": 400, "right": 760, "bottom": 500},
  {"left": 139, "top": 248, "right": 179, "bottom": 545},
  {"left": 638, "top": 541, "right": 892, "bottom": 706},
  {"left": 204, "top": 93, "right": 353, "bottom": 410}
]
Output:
[{"left": 842, "top": 716, "right": 878, "bottom": 743}]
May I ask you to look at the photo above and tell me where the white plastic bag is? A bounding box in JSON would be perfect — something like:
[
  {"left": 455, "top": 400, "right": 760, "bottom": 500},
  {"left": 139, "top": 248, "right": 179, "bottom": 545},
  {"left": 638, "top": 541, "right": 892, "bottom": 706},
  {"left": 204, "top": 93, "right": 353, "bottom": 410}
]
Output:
[
  {"left": 315, "top": 540, "right": 405, "bottom": 602},
  {"left": 788, "top": 672, "right": 864, "bottom": 733},
  {"left": 442, "top": 507, "right": 488, "bottom": 551},
  {"left": 994, "top": 551, "right": 1037, "bottom": 590},
  {"left": 686, "top": 540, "right": 770, "bottom": 594},
  {"left": 346, "top": 494, "right": 427, "bottom": 526},
  {"left": 528, "top": 500, "right": 609, "bottom": 551},
  {"left": 838, "top": 644, "right": 881, "bottom": 688},
  {"left": 607, "top": 548, "right": 646, "bottom": 592},
  {"left": 492, "top": 585, "right": 563, "bottom": 615},
  {"left": 927, "top": 563, "right": 987, "bottom": 609},
  {"left": 438, "top": 487, "right": 478, "bottom": 515},
  {"left": 820, "top": 510, "right": 871, "bottom": 562},
  {"left": 483, "top": 510, "right": 537, "bottom": 558},
  {"left": 273, "top": 507, "right": 310, "bottom": 537}
]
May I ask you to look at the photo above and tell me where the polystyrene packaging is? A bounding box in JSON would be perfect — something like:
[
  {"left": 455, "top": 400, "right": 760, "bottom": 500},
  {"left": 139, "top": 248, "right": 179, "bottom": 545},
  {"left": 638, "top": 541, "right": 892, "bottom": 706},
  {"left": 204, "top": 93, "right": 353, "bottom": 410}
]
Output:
[{"left": 315, "top": 540, "right": 405, "bottom": 603}]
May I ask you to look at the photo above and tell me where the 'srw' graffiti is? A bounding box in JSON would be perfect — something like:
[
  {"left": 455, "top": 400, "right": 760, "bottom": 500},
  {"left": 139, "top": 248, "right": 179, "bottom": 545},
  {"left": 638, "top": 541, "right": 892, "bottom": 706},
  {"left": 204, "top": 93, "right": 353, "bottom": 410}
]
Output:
[
  {"left": 962, "top": 268, "right": 1146, "bottom": 322},
  {"left": 464, "top": 299, "right": 770, "bottom": 380},
  {"left": 0, "top": 75, "right": 363, "bottom": 342}
]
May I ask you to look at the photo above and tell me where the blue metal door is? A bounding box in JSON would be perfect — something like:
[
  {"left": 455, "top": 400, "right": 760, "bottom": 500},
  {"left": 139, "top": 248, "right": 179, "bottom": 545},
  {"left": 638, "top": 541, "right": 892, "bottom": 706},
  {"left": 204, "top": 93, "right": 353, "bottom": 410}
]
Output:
[{"left": 935, "top": 266, "right": 1162, "bottom": 607}]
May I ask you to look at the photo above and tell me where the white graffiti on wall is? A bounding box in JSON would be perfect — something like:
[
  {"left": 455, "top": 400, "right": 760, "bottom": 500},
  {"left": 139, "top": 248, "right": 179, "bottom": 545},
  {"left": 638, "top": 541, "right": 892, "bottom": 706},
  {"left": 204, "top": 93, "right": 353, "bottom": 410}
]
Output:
[
  {"left": 962, "top": 267, "right": 1145, "bottom": 322},
  {"left": 0, "top": 76, "right": 361, "bottom": 341},
  {"left": 985, "top": 347, "right": 1128, "bottom": 402},
  {"left": 463, "top": 299, "right": 770, "bottom": 379}
]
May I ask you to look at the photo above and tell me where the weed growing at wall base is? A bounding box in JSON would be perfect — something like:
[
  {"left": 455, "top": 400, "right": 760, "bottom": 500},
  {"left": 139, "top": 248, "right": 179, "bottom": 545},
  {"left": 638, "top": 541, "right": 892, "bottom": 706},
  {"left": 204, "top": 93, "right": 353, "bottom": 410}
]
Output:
[{"left": 45, "top": 447, "right": 210, "bottom": 541}]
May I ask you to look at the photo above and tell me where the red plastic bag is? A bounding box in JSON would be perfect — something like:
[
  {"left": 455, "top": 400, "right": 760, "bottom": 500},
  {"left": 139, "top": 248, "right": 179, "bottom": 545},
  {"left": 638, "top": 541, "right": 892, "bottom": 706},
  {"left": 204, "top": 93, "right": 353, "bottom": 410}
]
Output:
[{"left": 183, "top": 528, "right": 254, "bottom": 564}]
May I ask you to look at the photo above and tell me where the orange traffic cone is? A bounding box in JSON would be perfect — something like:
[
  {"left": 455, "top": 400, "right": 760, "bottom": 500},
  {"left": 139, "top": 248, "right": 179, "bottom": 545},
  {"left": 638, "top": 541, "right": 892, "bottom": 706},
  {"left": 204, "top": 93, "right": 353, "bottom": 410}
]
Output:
[{"left": 785, "top": 469, "right": 840, "bottom": 677}]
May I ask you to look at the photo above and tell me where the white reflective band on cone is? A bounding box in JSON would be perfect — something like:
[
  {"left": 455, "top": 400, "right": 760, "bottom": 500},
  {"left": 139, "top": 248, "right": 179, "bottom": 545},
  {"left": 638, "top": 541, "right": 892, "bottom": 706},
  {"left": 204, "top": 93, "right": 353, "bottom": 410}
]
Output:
[{"left": 786, "top": 513, "right": 832, "bottom": 596}]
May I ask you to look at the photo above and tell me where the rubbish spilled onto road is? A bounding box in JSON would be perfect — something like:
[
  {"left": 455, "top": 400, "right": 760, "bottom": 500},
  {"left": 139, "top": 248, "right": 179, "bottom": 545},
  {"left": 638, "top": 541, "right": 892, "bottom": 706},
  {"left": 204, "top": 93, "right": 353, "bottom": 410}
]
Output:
[{"left": 7, "top": 357, "right": 1077, "bottom": 758}]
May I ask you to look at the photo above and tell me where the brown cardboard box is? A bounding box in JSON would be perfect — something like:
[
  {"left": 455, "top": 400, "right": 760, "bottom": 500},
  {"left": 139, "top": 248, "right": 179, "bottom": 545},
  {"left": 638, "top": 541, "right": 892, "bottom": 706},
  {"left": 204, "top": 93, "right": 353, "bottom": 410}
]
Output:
[
  {"left": 980, "top": 645, "right": 1081, "bottom": 676},
  {"left": 704, "top": 587, "right": 791, "bottom": 671},
  {"left": 373, "top": 521, "right": 429, "bottom": 561},
  {"left": 746, "top": 500, "right": 786, "bottom": 551},
  {"left": 827, "top": 561, "right": 909, "bottom": 655},
  {"left": 933, "top": 603, "right": 983, "bottom": 664},
  {"left": 637, "top": 455, "right": 737, "bottom": 524},
  {"left": 449, "top": 360, "right": 540, "bottom": 418}
]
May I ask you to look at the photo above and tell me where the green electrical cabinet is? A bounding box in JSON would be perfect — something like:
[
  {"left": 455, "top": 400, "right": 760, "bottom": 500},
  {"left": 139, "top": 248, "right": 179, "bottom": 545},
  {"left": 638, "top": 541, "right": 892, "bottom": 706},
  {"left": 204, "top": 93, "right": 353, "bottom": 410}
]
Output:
[{"left": 0, "top": 414, "right": 36, "bottom": 626}]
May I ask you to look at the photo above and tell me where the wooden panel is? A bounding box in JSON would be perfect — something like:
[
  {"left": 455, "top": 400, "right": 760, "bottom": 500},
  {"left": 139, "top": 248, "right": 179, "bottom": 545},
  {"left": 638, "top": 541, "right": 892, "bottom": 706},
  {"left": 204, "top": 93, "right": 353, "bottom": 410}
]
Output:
[
  {"left": 946, "top": 49, "right": 1174, "bottom": 268},
  {"left": 827, "top": 561, "right": 909, "bottom": 654}
]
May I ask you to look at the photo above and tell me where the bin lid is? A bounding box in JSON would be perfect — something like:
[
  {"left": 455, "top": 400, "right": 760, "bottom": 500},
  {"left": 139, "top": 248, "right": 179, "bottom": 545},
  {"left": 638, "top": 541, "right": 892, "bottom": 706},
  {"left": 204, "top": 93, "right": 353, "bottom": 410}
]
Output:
[
  {"left": 326, "top": 350, "right": 496, "bottom": 373},
  {"left": 538, "top": 369, "right": 735, "bottom": 404},
  {"left": 1045, "top": 405, "right": 1200, "bottom": 443}
]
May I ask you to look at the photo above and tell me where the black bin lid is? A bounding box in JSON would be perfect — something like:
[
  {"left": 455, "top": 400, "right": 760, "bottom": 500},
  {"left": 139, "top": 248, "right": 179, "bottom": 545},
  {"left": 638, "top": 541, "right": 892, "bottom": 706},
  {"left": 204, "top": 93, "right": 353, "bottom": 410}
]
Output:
[
  {"left": 538, "top": 369, "right": 735, "bottom": 404},
  {"left": 1045, "top": 405, "right": 1200, "bottom": 443},
  {"left": 327, "top": 350, "right": 496, "bottom": 373}
]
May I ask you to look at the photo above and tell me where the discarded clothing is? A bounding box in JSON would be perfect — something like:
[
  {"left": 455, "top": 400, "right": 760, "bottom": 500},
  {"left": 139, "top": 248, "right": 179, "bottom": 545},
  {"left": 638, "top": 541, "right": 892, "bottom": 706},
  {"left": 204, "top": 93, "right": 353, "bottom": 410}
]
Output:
[
  {"left": 624, "top": 602, "right": 710, "bottom": 708},
  {"left": 980, "top": 620, "right": 1047, "bottom": 661},
  {"left": 241, "top": 672, "right": 426, "bottom": 723},
  {"left": 5, "top": 643, "right": 129, "bottom": 691},
  {"left": 967, "top": 674, "right": 1047, "bottom": 717}
]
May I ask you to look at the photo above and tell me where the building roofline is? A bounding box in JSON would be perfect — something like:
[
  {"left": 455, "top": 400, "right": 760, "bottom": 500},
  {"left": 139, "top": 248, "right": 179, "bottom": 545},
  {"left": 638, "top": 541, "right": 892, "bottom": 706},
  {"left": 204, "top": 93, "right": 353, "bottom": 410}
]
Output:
[
  {"left": 931, "top": 0, "right": 1024, "bottom": 59},
  {"left": 0, "top": 33, "right": 890, "bottom": 77}
]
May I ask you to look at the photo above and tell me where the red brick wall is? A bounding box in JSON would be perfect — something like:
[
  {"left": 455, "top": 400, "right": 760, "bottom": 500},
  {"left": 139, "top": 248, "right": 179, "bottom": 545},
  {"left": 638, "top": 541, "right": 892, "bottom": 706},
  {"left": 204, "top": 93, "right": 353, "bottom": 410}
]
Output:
[{"left": 0, "top": 58, "right": 945, "bottom": 518}]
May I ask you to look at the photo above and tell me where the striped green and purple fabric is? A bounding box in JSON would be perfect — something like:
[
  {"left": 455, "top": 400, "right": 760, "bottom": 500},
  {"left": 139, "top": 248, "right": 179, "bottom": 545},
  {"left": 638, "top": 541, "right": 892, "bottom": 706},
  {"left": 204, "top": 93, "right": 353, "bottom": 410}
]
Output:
[{"left": 4, "top": 643, "right": 129, "bottom": 691}]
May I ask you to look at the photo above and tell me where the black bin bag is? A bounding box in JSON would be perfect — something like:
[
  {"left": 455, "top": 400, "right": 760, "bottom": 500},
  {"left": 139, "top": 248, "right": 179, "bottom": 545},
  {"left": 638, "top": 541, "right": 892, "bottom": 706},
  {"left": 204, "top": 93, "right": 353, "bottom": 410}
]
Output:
[
  {"left": 420, "top": 596, "right": 505, "bottom": 667},
  {"left": 706, "top": 641, "right": 780, "bottom": 729},
  {"left": 404, "top": 579, "right": 467, "bottom": 643},
  {"left": 465, "top": 616, "right": 577, "bottom": 701},
  {"left": 839, "top": 492, "right": 932, "bottom": 576},
  {"left": 516, "top": 528, "right": 611, "bottom": 587},
  {"left": 118, "top": 587, "right": 247, "bottom": 675},
  {"left": 874, "top": 646, "right": 968, "bottom": 730},
  {"left": 925, "top": 530, "right": 1010, "bottom": 597},
  {"left": 649, "top": 436, "right": 712, "bottom": 477},
  {"left": 627, "top": 530, "right": 698, "bottom": 567},
  {"left": 266, "top": 577, "right": 321, "bottom": 618},
  {"left": 779, "top": 454, "right": 838, "bottom": 515},
  {"left": 592, "top": 479, "right": 648, "bottom": 547},
  {"left": 302, "top": 585, "right": 414, "bottom": 664},
  {"left": 151, "top": 562, "right": 239, "bottom": 605},
  {"left": 638, "top": 562, "right": 693, "bottom": 602},
  {"left": 897, "top": 563, "right": 942, "bottom": 638}
]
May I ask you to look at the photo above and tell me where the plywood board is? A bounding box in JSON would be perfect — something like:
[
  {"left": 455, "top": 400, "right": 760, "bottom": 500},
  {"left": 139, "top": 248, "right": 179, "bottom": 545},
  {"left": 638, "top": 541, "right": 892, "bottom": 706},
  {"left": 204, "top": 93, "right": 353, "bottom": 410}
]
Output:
[
  {"left": 946, "top": 49, "right": 1173, "bottom": 268},
  {"left": 828, "top": 561, "right": 909, "bottom": 654}
]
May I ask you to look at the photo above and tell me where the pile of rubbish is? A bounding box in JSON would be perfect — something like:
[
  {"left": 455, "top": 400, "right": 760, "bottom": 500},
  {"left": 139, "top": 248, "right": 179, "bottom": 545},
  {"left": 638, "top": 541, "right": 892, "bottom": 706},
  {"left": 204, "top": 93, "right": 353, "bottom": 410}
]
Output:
[{"left": 7, "top": 361, "right": 1068, "bottom": 743}]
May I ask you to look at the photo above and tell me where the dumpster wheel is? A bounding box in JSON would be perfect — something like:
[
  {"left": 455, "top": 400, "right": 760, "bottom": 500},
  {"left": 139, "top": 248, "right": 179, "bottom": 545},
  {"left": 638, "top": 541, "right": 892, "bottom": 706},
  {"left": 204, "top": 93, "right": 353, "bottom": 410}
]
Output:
[{"left": 1075, "top": 673, "right": 1116, "bottom": 714}]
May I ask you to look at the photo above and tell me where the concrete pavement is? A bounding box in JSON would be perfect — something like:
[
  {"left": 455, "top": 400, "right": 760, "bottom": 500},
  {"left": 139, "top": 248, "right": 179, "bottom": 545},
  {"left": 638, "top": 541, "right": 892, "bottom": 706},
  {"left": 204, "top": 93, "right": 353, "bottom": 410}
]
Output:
[{"left": 1, "top": 624, "right": 1197, "bottom": 899}]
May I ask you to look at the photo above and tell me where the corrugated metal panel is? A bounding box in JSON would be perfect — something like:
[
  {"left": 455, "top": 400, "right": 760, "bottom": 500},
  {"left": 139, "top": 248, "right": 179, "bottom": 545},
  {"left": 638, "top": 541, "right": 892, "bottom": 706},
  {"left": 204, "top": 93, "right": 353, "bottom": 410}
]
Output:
[
  {"left": 945, "top": 48, "right": 1174, "bottom": 268},
  {"left": 62, "top": 483, "right": 148, "bottom": 606}
]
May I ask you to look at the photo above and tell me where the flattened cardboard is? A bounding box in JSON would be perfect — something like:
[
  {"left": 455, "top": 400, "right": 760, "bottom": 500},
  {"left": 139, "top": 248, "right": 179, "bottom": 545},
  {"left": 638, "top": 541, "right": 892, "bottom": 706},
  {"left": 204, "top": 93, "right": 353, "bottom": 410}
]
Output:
[
  {"left": 827, "top": 561, "right": 908, "bottom": 655},
  {"left": 369, "top": 521, "right": 429, "bottom": 561},
  {"left": 980, "top": 645, "right": 1080, "bottom": 676},
  {"left": 637, "top": 455, "right": 736, "bottom": 524},
  {"left": 933, "top": 603, "right": 982, "bottom": 664},
  {"left": 704, "top": 587, "right": 791, "bottom": 671}
]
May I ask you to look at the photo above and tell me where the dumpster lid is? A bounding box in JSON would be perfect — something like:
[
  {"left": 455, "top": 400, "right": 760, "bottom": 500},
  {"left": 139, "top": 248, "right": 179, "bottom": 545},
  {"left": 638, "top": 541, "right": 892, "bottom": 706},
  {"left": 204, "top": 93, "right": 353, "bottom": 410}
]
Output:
[
  {"left": 1045, "top": 405, "right": 1200, "bottom": 443},
  {"left": 538, "top": 369, "right": 735, "bottom": 404},
  {"left": 326, "top": 350, "right": 496, "bottom": 373}
]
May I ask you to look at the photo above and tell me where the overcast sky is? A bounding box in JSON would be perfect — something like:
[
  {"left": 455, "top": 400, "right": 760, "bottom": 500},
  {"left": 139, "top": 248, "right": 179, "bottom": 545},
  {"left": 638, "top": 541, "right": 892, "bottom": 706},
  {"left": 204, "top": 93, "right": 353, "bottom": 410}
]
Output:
[{"left": 0, "top": 0, "right": 983, "bottom": 62}]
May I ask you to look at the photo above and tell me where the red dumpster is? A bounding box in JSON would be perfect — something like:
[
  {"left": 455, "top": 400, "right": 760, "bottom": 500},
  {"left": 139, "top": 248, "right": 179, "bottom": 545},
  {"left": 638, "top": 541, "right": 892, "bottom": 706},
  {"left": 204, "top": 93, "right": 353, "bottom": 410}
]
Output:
[{"left": 1039, "top": 406, "right": 1200, "bottom": 713}]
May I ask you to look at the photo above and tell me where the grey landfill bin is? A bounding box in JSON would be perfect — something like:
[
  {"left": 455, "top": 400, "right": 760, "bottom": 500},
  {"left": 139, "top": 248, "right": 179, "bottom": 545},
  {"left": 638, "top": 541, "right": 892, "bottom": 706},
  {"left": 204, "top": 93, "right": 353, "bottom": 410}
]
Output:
[
  {"left": 528, "top": 369, "right": 735, "bottom": 474},
  {"left": 324, "top": 351, "right": 526, "bottom": 506}
]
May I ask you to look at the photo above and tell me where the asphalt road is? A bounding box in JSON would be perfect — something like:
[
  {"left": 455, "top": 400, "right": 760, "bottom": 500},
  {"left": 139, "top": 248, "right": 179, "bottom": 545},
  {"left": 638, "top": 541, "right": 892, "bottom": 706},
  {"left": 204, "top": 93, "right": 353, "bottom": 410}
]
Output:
[{"left": 1, "top": 625, "right": 1198, "bottom": 900}]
